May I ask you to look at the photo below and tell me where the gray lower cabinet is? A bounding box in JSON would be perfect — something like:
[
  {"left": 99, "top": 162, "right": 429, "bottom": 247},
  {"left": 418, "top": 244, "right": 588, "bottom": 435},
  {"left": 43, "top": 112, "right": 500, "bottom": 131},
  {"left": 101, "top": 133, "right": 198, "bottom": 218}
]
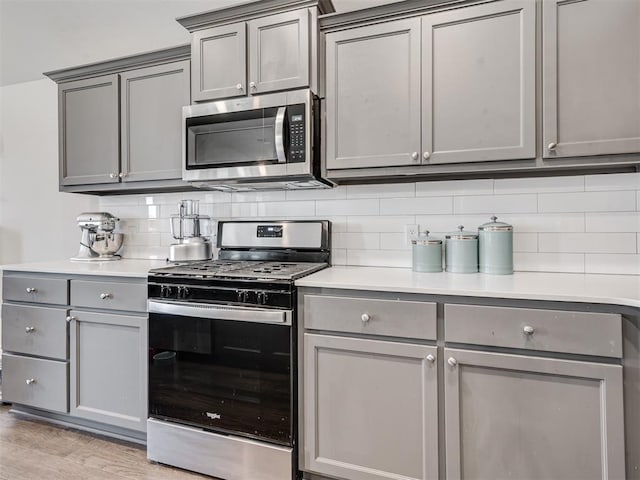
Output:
[
  {"left": 69, "top": 309, "right": 147, "bottom": 433},
  {"left": 444, "top": 347, "right": 626, "bottom": 480},
  {"left": 303, "top": 333, "right": 438, "bottom": 480},
  {"left": 542, "top": 0, "right": 640, "bottom": 158}
]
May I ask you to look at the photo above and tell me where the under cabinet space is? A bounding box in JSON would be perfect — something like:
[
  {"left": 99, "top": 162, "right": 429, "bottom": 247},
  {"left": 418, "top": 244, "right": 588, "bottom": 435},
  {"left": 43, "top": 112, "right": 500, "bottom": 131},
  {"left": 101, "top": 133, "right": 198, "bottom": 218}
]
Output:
[{"left": 70, "top": 279, "right": 147, "bottom": 312}]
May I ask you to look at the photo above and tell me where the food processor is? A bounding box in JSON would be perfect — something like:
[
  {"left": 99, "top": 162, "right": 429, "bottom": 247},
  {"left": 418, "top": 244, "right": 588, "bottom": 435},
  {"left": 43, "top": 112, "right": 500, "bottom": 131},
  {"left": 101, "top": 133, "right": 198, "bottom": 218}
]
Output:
[{"left": 168, "top": 200, "right": 212, "bottom": 262}]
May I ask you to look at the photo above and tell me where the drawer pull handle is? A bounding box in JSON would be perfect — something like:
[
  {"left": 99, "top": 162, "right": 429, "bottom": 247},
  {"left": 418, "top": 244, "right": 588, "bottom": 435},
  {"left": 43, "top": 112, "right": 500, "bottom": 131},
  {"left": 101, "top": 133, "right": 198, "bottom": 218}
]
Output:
[
  {"left": 426, "top": 354, "right": 435, "bottom": 363},
  {"left": 361, "top": 313, "right": 371, "bottom": 323},
  {"left": 66, "top": 316, "right": 76, "bottom": 323},
  {"left": 25, "top": 378, "right": 36, "bottom": 385},
  {"left": 25, "top": 326, "right": 36, "bottom": 333},
  {"left": 523, "top": 325, "right": 535, "bottom": 335},
  {"left": 100, "top": 293, "right": 112, "bottom": 300},
  {"left": 26, "top": 287, "right": 37, "bottom": 293},
  {"left": 447, "top": 357, "right": 457, "bottom": 367}
]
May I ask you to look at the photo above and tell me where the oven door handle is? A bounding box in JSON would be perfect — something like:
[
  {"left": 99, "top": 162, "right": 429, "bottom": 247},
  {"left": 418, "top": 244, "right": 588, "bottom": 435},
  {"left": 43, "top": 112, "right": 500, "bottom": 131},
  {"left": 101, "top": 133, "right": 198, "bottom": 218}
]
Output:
[
  {"left": 148, "top": 300, "right": 292, "bottom": 326},
  {"left": 274, "top": 106, "right": 287, "bottom": 164}
]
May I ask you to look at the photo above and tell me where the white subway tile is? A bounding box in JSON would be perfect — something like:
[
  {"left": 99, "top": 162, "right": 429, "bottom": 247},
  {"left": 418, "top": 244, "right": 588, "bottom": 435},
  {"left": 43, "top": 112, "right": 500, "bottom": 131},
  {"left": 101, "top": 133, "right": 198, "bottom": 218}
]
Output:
[
  {"left": 347, "top": 183, "right": 415, "bottom": 199},
  {"left": 380, "top": 233, "right": 410, "bottom": 250},
  {"left": 258, "top": 201, "right": 315, "bottom": 217},
  {"left": 415, "top": 215, "right": 489, "bottom": 233},
  {"left": 99, "top": 195, "right": 142, "bottom": 207},
  {"left": 317, "top": 199, "right": 379, "bottom": 216},
  {"left": 585, "top": 212, "right": 640, "bottom": 232},
  {"left": 585, "top": 172, "right": 640, "bottom": 191},
  {"left": 503, "top": 213, "right": 584, "bottom": 233},
  {"left": 347, "top": 249, "right": 412, "bottom": 268},
  {"left": 454, "top": 194, "right": 537, "bottom": 214},
  {"left": 347, "top": 216, "right": 415, "bottom": 233},
  {"left": 637, "top": 191, "right": 640, "bottom": 211},
  {"left": 494, "top": 175, "right": 584, "bottom": 194},
  {"left": 538, "top": 233, "right": 637, "bottom": 254},
  {"left": 585, "top": 254, "right": 640, "bottom": 275},
  {"left": 201, "top": 192, "right": 233, "bottom": 203},
  {"left": 380, "top": 197, "right": 452, "bottom": 215},
  {"left": 231, "top": 203, "right": 259, "bottom": 218},
  {"left": 231, "top": 191, "right": 285, "bottom": 203},
  {"left": 136, "top": 218, "right": 169, "bottom": 233},
  {"left": 513, "top": 233, "right": 538, "bottom": 253},
  {"left": 331, "top": 248, "right": 347, "bottom": 265},
  {"left": 538, "top": 191, "right": 635, "bottom": 213},
  {"left": 513, "top": 253, "right": 585, "bottom": 273},
  {"left": 110, "top": 205, "right": 162, "bottom": 219},
  {"left": 124, "top": 232, "right": 162, "bottom": 247},
  {"left": 209, "top": 203, "right": 232, "bottom": 218},
  {"left": 285, "top": 186, "right": 347, "bottom": 201},
  {"left": 637, "top": 233, "right": 640, "bottom": 253},
  {"left": 333, "top": 232, "right": 380, "bottom": 249},
  {"left": 416, "top": 179, "right": 494, "bottom": 196},
  {"left": 122, "top": 245, "right": 169, "bottom": 260}
]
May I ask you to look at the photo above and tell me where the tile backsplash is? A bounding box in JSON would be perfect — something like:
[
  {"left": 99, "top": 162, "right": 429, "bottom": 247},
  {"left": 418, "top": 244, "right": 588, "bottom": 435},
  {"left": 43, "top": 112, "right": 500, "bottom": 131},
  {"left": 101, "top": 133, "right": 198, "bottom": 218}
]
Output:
[{"left": 99, "top": 172, "right": 640, "bottom": 275}]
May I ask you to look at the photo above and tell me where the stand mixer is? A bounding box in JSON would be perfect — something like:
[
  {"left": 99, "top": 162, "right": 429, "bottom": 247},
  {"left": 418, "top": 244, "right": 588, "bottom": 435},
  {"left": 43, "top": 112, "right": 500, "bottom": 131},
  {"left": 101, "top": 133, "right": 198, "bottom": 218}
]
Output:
[
  {"left": 168, "top": 200, "right": 212, "bottom": 262},
  {"left": 71, "top": 212, "right": 124, "bottom": 262}
]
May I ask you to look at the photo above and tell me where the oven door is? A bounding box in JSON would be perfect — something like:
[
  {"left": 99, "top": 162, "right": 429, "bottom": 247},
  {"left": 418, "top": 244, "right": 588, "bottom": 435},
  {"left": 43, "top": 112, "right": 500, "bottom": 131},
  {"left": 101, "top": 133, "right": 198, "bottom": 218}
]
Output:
[{"left": 148, "top": 300, "right": 294, "bottom": 446}]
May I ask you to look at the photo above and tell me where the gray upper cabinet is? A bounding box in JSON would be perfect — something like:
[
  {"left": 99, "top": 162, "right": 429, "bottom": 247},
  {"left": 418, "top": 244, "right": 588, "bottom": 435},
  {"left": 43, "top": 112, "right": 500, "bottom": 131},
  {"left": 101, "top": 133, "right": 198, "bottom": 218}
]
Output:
[
  {"left": 444, "top": 347, "right": 626, "bottom": 480},
  {"left": 192, "top": 23, "right": 246, "bottom": 102},
  {"left": 58, "top": 75, "right": 120, "bottom": 186},
  {"left": 120, "top": 60, "right": 190, "bottom": 182},
  {"left": 422, "top": 0, "right": 536, "bottom": 164},
  {"left": 325, "top": 18, "right": 422, "bottom": 169},
  {"left": 248, "top": 9, "right": 310, "bottom": 95},
  {"left": 543, "top": 0, "right": 640, "bottom": 158}
]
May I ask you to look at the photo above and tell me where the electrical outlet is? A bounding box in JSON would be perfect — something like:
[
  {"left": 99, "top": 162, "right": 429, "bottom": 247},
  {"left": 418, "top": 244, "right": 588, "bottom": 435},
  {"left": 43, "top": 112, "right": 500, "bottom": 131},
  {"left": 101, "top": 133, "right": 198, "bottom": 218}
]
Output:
[{"left": 405, "top": 224, "right": 419, "bottom": 246}]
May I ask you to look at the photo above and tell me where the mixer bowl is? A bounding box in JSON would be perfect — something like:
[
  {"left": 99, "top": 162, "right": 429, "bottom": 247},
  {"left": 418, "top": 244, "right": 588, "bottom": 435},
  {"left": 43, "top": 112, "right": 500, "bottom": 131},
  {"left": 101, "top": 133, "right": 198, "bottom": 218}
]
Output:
[{"left": 91, "top": 232, "right": 124, "bottom": 257}]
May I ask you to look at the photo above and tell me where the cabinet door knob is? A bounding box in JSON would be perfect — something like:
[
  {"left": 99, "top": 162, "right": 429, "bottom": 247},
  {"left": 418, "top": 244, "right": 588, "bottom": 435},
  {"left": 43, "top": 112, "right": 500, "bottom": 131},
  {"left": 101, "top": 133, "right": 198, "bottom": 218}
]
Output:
[
  {"left": 25, "top": 326, "right": 36, "bottom": 333},
  {"left": 423, "top": 151, "right": 431, "bottom": 160},
  {"left": 236, "top": 83, "right": 243, "bottom": 90},
  {"left": 100, "top": 293, "right": 112, "bottom": 300},
  {"left": 361, "top": 313, "right": 371, "bottom": 323},
  {"left": 109, "top": 173, "right": 117, "bottom": 179},
  {"left": 447, "top": 357, "right": 457, "bottom": 367},
  {"left": 426, "top": 354, "right": 435, "bottom": 363},
  {"left": 411, "top": 152, "right": 419, "bottom": 161},
  {"left": 26, "top": 287, "right": 37, "bottom": 293},
  {"left": 118, "top": 172, "right": 128, "bottom": 178},
  {"left": 66, "top": 316, "right": 76, "bottom": 323},
  {"left": 548, "top": 142, "right": 557, "bottom": 151},
  {"left": 523, "top": 325, "right": 535, "bottom": 335},
  {"left": 25, "top": 378, "right": 36, "bottom": 385},
  {"left": 249, "top": 82, "right": 257, "bottom": 90}
]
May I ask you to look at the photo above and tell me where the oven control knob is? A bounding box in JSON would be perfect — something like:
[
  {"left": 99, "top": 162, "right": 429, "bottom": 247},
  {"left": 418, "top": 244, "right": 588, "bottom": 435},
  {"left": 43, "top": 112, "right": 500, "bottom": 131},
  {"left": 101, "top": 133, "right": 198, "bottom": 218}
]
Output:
[
  {"left": 177, "top": 286, "right": 190, "bottom": 299},
  {"left": 256, "top": 291, "right": 268, "bottom": 305},
  {"left": 236, "top": 289, "right": 248, "bottom": 303},
  {"left": 160, "top": 285, "right": 173, "bottom": 298}
]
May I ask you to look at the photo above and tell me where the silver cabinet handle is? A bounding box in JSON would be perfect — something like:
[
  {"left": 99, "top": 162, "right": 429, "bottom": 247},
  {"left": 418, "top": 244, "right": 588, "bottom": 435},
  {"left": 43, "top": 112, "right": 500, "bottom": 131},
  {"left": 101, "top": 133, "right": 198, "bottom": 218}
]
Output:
[
  {"left": 100, "top": 293, "right": 112, "bottom": 299},
  {"left": 426, "top": 354, "right": 435, "bottom": 363},
  {"left": 411, "top": 152, "right": 419, "bottom": 161},
  {"left": 25, "top": 378, "right": 36, "bottom": 385},
  {"left": 118, "top": 172, "right": 128, "bottom": 178},
  {"left": 26, "top": 287, "right": 37, "bottom": 293},
  {"left": 361, "top": 313, "right": 371, "bottom": 323},
  {"left": 66, "top": 316, "right": 76, "bottom": 323},
  {"left": 25, "top": 326, "right": 36, "bottom": 333},
  {"left": 249, "top": 82, "right": 256, "bottom": 90},
  {"left": 236, "top": 83, "right": 243, "bottom": 90},
  {"left": 523, "top": 325, "right": 535, "bottom": 335},
  {"left": 548, "top": 142, "right": 557, "bottom": 151},
  {"left": 447, "top": 357, "right": 457, "bottom": 367},
  {"left": 423, "top": 151, "right": 431, "bottom": 160}
]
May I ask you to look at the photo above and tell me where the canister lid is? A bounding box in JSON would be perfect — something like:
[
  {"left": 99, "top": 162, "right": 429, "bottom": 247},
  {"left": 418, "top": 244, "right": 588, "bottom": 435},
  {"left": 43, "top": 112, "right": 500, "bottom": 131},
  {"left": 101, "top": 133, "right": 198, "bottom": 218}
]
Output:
[
  {"left": 478, "top": 215, "right": 513, "bottom": 232},
  {"left": 412, "top": 230, "right": 442, "bottom": 245},
  {"left": 445, "top": 225, "right": 478, "bottom": 240}
]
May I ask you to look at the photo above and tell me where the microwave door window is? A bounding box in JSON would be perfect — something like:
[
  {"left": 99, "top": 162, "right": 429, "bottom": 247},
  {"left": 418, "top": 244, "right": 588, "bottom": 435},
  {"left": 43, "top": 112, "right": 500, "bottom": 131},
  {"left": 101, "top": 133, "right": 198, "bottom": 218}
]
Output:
[{"left": 187, "top": 108, "right": 279, "bottom": 168}]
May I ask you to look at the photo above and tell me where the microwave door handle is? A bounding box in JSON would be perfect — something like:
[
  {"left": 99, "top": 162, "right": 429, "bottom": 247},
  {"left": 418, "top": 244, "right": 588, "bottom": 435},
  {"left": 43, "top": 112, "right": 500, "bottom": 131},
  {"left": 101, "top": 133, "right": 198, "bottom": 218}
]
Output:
[{"left": 274, "top": 106, "right": 287, "bottom": 164}]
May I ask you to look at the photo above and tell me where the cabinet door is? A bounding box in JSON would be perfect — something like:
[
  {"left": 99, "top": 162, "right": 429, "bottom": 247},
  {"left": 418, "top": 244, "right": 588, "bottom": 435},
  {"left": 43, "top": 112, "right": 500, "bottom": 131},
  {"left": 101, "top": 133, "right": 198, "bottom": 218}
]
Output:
[
  {"left": 69, "top": 310, "right": 147, "bottom": 432},
  {"left": 248, "top": 9, "right": 309, "bottom": 94},
  {"left": 303, "top": 333, "right": 438, "bottom": 480},
  {"left": 325, "top": 18, "right": 422, "bottom": 170},
  {"left": 543, "top": 0, "right": 640, "bottom": 158},
  {"left": 58, "top": 75, "right": 119, "bottom": 185},
  {"left": 444, "top": 348, "right": 625, "bottom": 480},
  {"left": 120, "top": 60, "right": 190, "bottom": 182},
  {"left": 192, "top": 23, "right": 246, "bottom": 102},
  {"left": 422, "top": 1, "right": 535, "bottom": 164}
]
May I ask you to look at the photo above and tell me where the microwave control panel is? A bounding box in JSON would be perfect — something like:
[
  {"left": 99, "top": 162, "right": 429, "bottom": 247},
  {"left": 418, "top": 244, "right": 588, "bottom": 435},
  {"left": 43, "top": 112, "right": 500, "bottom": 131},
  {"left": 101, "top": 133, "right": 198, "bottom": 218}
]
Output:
[{"left": 288, "top": 104, "right": 305, "bottom": 163}]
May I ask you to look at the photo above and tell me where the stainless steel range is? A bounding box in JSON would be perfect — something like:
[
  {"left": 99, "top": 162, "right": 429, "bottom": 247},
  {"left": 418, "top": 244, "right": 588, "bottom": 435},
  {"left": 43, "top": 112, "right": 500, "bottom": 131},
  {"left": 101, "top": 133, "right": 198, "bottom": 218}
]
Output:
[{"left": 146, "top": 220, "right": 330, "bottom": 480}]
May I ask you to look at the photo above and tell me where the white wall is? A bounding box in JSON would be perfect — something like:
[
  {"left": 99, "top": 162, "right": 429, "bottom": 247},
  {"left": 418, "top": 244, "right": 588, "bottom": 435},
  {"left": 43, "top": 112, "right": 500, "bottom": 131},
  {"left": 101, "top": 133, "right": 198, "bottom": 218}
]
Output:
[{"left": 99, "top": 173, "right": 640, "bottom": 275}]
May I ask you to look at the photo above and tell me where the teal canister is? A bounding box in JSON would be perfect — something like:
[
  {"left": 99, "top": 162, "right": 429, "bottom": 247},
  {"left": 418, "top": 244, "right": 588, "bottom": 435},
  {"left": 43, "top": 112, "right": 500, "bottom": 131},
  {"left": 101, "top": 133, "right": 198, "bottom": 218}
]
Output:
[
  {"left": 412, "top": 231, "right": 443, "bottom": 272},
  {"left": 445, "top": 226, "right": 478, "bottom": 273},
  {"left": 478, "top": 216, "right": 513, "bottom": 275}
]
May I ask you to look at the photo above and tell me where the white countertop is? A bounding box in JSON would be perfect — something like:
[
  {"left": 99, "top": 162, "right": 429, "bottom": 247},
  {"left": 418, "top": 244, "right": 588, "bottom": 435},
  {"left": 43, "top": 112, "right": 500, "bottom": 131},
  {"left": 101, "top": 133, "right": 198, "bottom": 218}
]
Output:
[
  {"left": 0, "top": 259, "right": 168, "bottom": 278},
  {"left": 296, "top": 267, "right": 640, "bottom": 308}
]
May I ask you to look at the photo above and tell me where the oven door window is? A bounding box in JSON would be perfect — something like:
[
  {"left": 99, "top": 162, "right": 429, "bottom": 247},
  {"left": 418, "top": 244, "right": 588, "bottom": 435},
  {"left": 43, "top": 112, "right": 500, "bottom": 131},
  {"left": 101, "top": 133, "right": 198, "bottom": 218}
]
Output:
[{"left": 149, "top": 313, "right": 292, "bottom": 446}]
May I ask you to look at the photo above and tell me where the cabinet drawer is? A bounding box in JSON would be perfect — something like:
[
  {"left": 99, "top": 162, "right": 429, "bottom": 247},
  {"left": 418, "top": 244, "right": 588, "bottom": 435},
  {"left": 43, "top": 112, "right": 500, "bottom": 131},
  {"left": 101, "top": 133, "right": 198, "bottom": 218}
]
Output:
[
  {"left": 444, "top": 304, "right": 622, "bottom": 358},
  {"left": 3, "top": 275, "right": 67, "bottom": 305},
  {"left": 1, "top": 353, "right": 68, "bottom": 413},
  {"left": 1, "top": 305, "right": 68, "bottom": 360},
  {"left": 70, "top": 279, "right": 147, "bottom": 312},
  {"left": 304, "top": 294, "right": 436, "bottom": 340}
]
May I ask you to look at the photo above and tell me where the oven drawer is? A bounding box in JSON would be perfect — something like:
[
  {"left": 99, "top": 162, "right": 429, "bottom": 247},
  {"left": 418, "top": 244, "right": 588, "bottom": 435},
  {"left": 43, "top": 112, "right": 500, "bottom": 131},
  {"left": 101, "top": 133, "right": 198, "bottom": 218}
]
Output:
[
  {"left": 3, "top": 275, "right": 67, "bottom": 305},
  {"left": 304, "top": 294, "right": 437, "bottom": 340},
  {"left": 70, "top": 279, "right": 147, "bottom": 312},
  {"left": 1, "top": 353, "right": 68, "bottom": 413},
  {"left": 1, "top": 304, "right": 68, "bottom": 360},
  {"left": 444, "top": 304, "right": 622, "bottom": 358}
]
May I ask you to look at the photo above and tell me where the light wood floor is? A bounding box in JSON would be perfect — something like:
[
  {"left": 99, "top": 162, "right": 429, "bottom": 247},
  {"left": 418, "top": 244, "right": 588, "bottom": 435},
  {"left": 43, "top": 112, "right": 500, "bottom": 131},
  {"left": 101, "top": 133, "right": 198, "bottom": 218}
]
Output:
[{"left": 0, "top": 404, "right": 210, "bottom": 480}]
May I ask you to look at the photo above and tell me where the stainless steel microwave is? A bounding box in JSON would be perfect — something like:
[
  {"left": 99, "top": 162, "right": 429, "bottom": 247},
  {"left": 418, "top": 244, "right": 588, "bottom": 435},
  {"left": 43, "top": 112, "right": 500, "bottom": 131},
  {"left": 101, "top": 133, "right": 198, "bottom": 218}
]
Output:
[{"left": 182, "top": 89, "right": 331, "bottom": 190}]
